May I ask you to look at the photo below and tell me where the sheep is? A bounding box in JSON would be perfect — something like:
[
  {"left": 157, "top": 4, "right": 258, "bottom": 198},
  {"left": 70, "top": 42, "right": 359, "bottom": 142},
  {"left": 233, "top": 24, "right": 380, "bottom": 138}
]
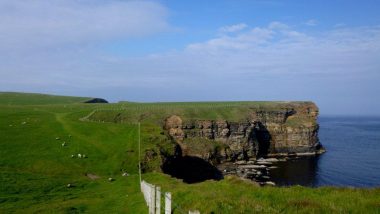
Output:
[
  {"left": 122, "top": 172, "right": 129, "bottom": 177},
  {"left": 62, "top": 142, "right": 66, "bottom": 147},
  {"left": 108, "top": 177, "right": 114, "bottom": 182},
  {"left": 77, "top": 154, "right": 82, "bottom": 158}
]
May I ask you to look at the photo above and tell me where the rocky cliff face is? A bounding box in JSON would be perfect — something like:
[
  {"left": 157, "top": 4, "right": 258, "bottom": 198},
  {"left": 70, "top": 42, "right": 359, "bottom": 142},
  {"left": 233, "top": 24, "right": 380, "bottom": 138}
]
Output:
[{"left": 164, "top": 102, "right": 324, "bottom": 163}]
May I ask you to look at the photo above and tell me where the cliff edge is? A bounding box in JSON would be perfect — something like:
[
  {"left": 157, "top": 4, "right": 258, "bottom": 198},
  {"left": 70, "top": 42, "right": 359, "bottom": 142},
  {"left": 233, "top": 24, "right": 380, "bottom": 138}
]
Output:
[
  {"left": 164, "top": 102, "right": 325, "bottom": 163},
  {"left": 86, "top": 101, "right": 325, "bottom": 181}
]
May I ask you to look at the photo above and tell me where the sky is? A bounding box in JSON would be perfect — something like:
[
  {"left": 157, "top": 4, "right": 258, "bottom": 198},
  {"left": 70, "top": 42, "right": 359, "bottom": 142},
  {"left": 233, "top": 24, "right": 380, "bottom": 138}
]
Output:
[{"left": 1, "top": 0, "right": 380, "bottom": 115}]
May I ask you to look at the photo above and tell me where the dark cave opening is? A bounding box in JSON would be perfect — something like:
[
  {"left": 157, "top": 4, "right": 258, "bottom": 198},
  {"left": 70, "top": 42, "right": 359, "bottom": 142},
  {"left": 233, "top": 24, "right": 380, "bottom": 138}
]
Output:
[
  {"left": 255, "top": 123, "right": 272, "bottom": 158},
  {"left": 162, "top": 155, "right": 223, "bottom": 184}
]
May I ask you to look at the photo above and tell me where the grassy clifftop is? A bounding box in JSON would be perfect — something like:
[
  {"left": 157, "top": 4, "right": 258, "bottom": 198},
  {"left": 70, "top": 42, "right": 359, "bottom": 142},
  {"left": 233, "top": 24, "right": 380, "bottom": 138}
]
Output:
[
  {"left": 88, "top": 100, "right": 317, "bottom": 126},
  {"left": 0, "top": 92, "right": 93, "bottom": 105},
  {"left": 0, "top": 92, "right": 379, "bottom": 213}
]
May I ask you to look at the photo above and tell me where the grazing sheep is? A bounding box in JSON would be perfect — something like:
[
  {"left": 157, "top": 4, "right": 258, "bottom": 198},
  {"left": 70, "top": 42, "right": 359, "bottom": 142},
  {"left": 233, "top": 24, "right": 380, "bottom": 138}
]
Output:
[
  {"left": 71, "top": 154, "right": 74, "bottom": 158},
  {"left": 122, "top": 172, "right": 129, "bottom": 177},
  {"left": 78, "top": 154, "right": 82, "bottom": 158},
  {"left": 62, "top": 142, "right": 66, "bottom": 147},
  {"left": 108, "top": 177, "right": 114, "bottom": 182},
  {"left": 83, "top": 154, "right": 86, "bottom": 158},
  {"left": 67, "top": 183, "right": 72, "bottom": 188},
  {"left": 56, "top": 137, "right": 60, "bottom": 140}
]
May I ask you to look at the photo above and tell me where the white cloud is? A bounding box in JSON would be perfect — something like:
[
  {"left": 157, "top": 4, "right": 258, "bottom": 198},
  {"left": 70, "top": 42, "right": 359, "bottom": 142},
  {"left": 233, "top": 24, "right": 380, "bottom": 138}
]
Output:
[
  {"left": 268, "top": 21, "right": 289, "bottom": 30},
  {"left": 305, "top": 19, "right": 318, "bottom": 26},
  {"left": 188, "top": 27, "right": 275, "bottom": 53},
  {"left": 0, "top": 0, "right": 169, "bottom": 51},
  {"left": 99, "top": 22, "right": 380, "bottom": 105},
  {"left": 1, "top": 14, "right": 380, "bottom": 114},
  {"left": 219, "top": 23, "right": 248, "bottom": 33}
]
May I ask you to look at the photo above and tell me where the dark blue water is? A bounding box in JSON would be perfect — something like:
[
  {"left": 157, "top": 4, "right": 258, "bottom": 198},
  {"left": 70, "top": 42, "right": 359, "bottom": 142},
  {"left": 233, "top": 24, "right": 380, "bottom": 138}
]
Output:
[{"left": 269, "top": 116, "right": 380, "bottom": 187}]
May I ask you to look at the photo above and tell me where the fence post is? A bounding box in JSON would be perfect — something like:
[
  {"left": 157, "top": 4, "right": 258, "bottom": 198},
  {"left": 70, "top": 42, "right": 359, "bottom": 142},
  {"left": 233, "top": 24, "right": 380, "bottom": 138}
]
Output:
[
  {"left": 165, "top": 192, "right": 171, "bottom": 214},
  {"left": 149, "top": 184, "right": 156, "bottom": 214},
  {"left": 156, "top": 186, "right": 161, "bottom": 214}
]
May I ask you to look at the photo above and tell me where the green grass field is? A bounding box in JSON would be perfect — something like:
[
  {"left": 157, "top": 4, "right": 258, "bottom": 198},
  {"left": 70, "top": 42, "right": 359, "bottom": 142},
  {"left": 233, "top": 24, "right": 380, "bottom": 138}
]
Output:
[
  {"left": 1, "top": 92, "right": 379, "bottom": 213},
  {"left": 0, "top": 92, "right": 93, "bottom": 105}
]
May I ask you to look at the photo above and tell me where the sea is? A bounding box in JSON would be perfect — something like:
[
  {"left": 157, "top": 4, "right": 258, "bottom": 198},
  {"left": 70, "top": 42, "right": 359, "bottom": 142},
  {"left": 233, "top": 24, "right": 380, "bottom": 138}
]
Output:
[{"left": 269, "top": 116, "right": 380, "bottom": 187}]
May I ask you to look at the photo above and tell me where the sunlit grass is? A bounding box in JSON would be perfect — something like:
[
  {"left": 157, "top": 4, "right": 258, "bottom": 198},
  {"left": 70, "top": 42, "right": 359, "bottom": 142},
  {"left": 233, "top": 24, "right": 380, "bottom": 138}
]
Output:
[{"left": 0, "top": 93, "right": 379, "bottom": 213}]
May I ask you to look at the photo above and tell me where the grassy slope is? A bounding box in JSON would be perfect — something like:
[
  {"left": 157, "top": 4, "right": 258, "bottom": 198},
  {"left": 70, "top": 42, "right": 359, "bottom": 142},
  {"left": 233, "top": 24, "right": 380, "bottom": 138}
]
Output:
[
  {"left": 0, "top": 93, "right": 379, "bottom": 213},
  {"left": 0, "top": 92, "right": 93, "bottom": 105},
  {"left": 144, "top": 173, "right": 380, "bottom": 213},
  {"left": 0, "top": 104, "right": 146, "bottom": 213}
]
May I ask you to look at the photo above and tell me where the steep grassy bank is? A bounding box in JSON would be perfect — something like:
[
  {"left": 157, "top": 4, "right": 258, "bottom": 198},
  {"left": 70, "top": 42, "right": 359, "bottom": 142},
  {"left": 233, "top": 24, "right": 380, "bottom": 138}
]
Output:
[{"left": 144, "top": 173, "right": 380, "bottom": 213}]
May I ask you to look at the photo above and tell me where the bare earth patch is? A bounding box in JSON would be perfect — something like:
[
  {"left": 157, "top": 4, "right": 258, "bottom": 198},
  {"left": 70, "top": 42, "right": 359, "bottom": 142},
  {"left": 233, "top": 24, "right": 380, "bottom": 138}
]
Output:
[{"left": 85, "top": 173, "right": 100, "bottom": 180}]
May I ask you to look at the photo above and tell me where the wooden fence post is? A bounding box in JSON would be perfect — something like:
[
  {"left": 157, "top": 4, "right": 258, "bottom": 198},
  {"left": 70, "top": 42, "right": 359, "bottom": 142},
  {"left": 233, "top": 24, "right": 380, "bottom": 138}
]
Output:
[
  {"left": 156, "top": 186, "right": 161, "bottom": 214},
  {"left": 149, "top": 184, "right": 155, "bottom": 214},
  {"left": 165, "top": 192, "right": 171, "bottom": 214}
]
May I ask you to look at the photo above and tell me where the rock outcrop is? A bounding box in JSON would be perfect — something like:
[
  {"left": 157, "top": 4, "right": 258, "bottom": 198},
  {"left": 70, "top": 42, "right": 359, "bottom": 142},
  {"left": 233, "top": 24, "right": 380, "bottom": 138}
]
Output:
[
  {"left": 84, "top": 98, "right": 108, "bottom": 103},
  {"left": 164, "top": 102, "right": 324, "bottom": 163}
]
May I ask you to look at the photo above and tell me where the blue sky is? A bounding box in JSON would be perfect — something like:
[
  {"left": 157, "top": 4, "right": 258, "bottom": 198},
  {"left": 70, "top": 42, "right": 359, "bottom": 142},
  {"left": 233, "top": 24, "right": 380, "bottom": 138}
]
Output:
[{"left": 1, "top": 0, "right": 380, "bottom": 115}]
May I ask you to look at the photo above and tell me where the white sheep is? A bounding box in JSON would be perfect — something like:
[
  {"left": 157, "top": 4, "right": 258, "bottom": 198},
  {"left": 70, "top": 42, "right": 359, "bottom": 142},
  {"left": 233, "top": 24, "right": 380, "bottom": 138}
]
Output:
[{"left": 78, "top": 153, "right": 82, "bottom": 158}]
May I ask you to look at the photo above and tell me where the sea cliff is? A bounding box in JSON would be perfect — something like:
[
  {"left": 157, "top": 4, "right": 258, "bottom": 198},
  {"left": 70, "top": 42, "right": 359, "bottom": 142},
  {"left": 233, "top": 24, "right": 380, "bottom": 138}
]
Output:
[
  {"left": 87, "top": 101, "right": 325, "bottom": 182},
  {"left": 164, "top": 102, "right": 324, "bottom": 163}
]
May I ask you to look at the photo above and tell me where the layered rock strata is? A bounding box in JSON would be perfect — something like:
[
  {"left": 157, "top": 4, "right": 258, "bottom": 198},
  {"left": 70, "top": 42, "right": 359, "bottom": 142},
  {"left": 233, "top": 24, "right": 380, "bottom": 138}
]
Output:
[{"left": 164, "top": 102, "right": 324, "bottom": 163}]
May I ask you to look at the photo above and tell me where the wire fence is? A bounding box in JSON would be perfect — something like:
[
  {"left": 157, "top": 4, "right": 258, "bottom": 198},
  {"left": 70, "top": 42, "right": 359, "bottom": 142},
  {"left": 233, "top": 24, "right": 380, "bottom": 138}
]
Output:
[{"left": 81, "top": 110, "right": 201, "bottom": 213}]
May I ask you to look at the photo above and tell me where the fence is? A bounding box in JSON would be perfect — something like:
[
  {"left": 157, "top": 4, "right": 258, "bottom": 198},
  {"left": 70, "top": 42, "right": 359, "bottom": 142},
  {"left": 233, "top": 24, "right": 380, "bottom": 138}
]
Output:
[{"left": 140, "top": 180, "right": 171, "bottom": 214}]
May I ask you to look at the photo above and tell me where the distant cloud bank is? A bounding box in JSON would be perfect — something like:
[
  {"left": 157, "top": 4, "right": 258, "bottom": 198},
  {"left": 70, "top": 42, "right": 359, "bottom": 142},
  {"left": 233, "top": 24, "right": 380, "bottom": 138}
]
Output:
[
  {"left": 0, "top": 0, "right": 169, "bottom": 51},
  {"left": 219, "top": 23, "right": 248, "bottom": 33}
]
